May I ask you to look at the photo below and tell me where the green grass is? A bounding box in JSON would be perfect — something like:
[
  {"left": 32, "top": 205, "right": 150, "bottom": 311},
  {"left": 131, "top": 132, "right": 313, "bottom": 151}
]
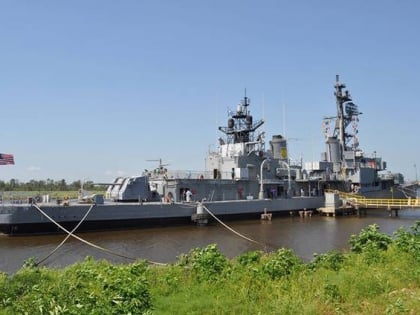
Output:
[
  {"left": 147, "top": 247, "right": 420, "bottom": 314},
  {"left": 1, "top": 222, "right": 419, "bottom": 314}
]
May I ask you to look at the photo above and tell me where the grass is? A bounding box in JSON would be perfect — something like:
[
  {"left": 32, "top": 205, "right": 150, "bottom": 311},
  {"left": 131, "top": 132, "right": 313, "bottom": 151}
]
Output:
[
  {"left": 0, "top": 222, "right": 419, "bottom": 314},
  {"left": 147, "top": 247, "right": 419, "bottom": 314}
]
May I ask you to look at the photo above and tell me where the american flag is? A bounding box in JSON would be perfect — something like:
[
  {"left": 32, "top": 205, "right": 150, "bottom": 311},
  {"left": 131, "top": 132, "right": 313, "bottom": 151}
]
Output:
[{"left": 0, "top": 153, "right": 14, "bottom": 165}]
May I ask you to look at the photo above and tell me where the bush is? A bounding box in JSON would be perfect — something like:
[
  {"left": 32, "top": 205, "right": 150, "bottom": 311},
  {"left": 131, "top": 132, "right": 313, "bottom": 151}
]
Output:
[
  {"left": 349, "top": 224, "right": 392, "bottom": 253},
  {"left": 63, "top": 258, "right": 151, "bottom": 314},
  {"left": 237, "top": 250, "right": 263, "bottom": 266},
  {"left": 394, "top": 221, "right": 420, "bottom": 261},
  {"left": 309, "top": 250, "right": 346, "bottom": 271},
  {"left": 262, "top": 248, "right": 302, "bottom": 279},
  {"left": 0, "top": 258, "right": 152, "bottom": 315},
  {"left": 178, "top": 244, "right": 228, "bottom": 282}
]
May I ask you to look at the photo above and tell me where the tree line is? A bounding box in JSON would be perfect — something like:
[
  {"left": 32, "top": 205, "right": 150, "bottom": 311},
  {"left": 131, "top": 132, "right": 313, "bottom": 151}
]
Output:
[{"left": 0, "top": 179, "right": 97, "bottom": 191}]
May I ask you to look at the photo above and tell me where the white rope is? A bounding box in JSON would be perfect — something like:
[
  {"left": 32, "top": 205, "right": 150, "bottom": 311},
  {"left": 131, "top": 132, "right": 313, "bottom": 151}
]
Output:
[
  {"left": 32, "top": 203, "right": 167, "bottom": 266},
  {"left": 37, "top": 204, "right": 95, "bottom": 265},
  {"left": 201, "top": 204, "right": 267, "bottom": 250}
]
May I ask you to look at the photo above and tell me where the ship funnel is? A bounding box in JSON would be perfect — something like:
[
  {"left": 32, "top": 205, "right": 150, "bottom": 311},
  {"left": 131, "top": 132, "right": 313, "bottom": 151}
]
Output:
[
  {"left": 270, "top": 135, "right": 288, "bottom": 161},
  {"left": 326, "top": 136, "right": 341, "bottom": 163}
]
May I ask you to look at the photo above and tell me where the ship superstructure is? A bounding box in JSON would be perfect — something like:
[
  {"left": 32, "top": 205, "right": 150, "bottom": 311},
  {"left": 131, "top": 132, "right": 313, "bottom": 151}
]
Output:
[
  {"left": 306, "top": 75, "right": 400, "bottom": 194},
  {"left": 99, "top": 94, "right": 310, "bottom": 205},
  {"left": 204, "top": 94, "right": 300, "bottom": 198},
  {"left": 206, "top": 94, "right": 265, "bottom": 181}
]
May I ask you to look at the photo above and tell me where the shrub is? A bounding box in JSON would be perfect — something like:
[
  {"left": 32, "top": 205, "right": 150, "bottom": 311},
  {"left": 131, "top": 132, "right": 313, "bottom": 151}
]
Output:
[
  {"left": 237, "top": 250, "right": 263, "bottom": 266},
  {"left": 178, "top": 244, "right": 228, "bottom": 282},
  {"left": 309, "top": 250, "right": 346, "bottom": 271},
  {"left": 393, "top": 221, "right": 420, "bottom": 261},
  {"left": 2, "top": 268, "right": 58, "bottom": 314},
  {"left": 1, "top": 258, "right": 152, "bottom": 315},
  {"left": 262, "top": 248, "right": 302, "bottom": 279},
  {"left": 349, "top": 224, "right": 392, "bottom": 253},
  {"left": 63, "top": 258, "right": 151, "bottom": 314}
]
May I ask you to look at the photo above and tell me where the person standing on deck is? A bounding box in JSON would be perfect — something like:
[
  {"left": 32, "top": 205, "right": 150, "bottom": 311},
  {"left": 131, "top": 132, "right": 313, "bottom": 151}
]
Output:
[{"left": 186, "top": 189, "right": 193, "bottom": 202}]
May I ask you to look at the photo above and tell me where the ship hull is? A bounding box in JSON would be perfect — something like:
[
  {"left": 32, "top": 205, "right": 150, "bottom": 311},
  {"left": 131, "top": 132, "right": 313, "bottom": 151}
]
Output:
[{"left": 0, "top": 197, "right": 323, "bottom": 235}]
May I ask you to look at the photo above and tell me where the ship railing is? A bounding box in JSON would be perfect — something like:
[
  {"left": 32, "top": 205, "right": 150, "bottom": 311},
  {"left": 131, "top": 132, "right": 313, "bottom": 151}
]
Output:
[
  {"left": 163, "top": 170, "right": 234, "bottom": 180},
  {"left": 162, "top": 170, "right": 207, "bottom": 179},
  {"left": 348, "top": 197, "right": 420, "bottom": 209},
  {"left": 319, "top": 174, "right": 347, "bottom": 181},
  {"left": 0, "top": 192, "right": 30, "bottom": 206},
  {"left": 0, "top": 192, "right": 55, "bottom": 206},
  {"left": 325, "top": 190, "right": 420, "bottom": 209}
]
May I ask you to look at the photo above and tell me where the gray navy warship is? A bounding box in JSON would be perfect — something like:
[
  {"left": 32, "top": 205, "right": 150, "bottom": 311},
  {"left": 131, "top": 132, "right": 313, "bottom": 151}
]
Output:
[
  {"left": 0, "top": 92, "right": 323, "bottom": 235},
  {"left": 0, "top": 76, "right": 402, "bottom": 235}
]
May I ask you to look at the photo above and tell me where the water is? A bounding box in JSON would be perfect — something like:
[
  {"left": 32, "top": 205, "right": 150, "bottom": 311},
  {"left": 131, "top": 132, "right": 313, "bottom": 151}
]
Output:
[{"left": 1, "top": 210, "right": 419, "bottom": 274}]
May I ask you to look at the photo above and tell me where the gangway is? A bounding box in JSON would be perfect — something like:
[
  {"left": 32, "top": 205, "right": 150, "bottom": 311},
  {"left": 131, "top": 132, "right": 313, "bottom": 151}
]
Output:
[{"left": 321, "top": 191, "right": 420, "bottom": 217}]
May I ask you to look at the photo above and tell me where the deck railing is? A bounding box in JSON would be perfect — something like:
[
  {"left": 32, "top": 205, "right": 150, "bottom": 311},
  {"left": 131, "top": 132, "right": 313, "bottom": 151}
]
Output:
[{"left": 326, "top": 190, "right": 420, "bottom": 209}]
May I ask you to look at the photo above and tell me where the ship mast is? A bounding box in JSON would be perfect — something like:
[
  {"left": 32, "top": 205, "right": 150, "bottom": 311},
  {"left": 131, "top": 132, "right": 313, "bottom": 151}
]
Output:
[
  {"left": 333, "top": 75, "right": 361, "bottom": 152},
  {"left": 218, "top": 91, "right": 264, "bottom": 145},
  {"left": 335, "top": 75, "right": 349, "bottom": 149}
]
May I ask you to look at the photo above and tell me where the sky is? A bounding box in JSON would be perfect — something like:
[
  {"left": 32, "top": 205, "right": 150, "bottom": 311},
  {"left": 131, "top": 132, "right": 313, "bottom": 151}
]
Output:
[{"left": 0, "top": 1, "right": 419, "bottom": 183}]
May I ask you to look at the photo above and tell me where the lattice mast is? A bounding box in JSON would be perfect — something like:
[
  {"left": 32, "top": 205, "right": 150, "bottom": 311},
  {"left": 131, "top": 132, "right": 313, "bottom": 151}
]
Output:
[
  {"left": 328, "top": 75, "right": 361, "bottom": 152},
  {"left": 218, "top": 92, "right": 264, "bottom": 145}
]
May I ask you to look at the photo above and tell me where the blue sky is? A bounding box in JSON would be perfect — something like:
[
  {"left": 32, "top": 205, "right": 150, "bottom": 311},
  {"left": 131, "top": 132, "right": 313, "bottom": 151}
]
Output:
[{"left": 1, "top": 1, "right": 419, "bottom": 183}]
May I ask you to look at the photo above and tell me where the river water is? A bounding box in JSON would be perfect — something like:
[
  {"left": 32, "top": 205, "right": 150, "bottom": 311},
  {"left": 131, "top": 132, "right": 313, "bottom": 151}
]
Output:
[{"left": 1, "top": 210, "right": 419, "bottom": 274}]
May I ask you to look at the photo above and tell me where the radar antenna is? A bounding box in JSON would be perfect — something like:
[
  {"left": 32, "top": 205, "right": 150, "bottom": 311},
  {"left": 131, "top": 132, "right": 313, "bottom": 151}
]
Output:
[{"left": 218, "top": 91, "right": 264, "bottom": 144}]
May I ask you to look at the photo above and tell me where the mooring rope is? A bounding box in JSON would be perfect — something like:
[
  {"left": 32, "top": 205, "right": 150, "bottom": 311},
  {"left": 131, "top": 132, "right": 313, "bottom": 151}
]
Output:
[
  {"left": 201, "top": 204, "right": 267, "bottom": 250},
  {"left": 32, "top": 203, "right": 167, "bottom": 266},
  {"left": 36, "top": 204, "right": 95, "bottom": 265}
]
